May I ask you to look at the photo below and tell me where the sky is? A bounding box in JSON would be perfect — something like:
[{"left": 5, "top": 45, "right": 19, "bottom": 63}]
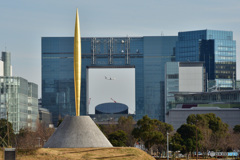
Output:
[
  {"left": 0, "top": 0, "right": 240, "bottom": 98},
  {"left": 87, "top": 68, "right": 135, "bottom": 114}
]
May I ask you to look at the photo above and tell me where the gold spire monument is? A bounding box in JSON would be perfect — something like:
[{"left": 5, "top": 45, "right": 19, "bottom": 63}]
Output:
[
  {"left": 43, "top": 9, "right": 112, "bottom": 148},
  {"left": 74, "top": 8, "right": 81, "bottom": 116}
]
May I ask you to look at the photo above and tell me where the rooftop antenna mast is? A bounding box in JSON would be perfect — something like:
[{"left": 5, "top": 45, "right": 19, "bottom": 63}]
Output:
[
  {"left": 126, "top": 36, "right": 130, "bottom": 64},
  {"left": 5, "top": 42, "right": 7, "bottom": 52}
]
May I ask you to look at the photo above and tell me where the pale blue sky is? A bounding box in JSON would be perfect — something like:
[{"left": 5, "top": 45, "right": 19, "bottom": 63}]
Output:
[
  {"left": 0, "top": 0, "right": 239, "bottom": 97},
  {"left": 87, "top": 68, "right": 135, "bottom": 114}
]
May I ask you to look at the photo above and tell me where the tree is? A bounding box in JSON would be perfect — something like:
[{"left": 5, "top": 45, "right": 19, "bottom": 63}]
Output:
[
  {"left": 35, "top": 121, "right": 55, "bottom": 146},
  {"left": 99, "top": 116, "right": 135, "bottom": 146},
  {"left": 99, "top": 123, "right": 117, "bottom": 138},
  {"left": 187, "top": 113, "right": 229, "bottom": 153},
  {"left": 108, "top": 130, "right": 127, "bottom": 147},
  {"left": 204, "top": 113, "right": 228, "bottom": 133},
  {"left": 187, "top": 114, "right": 207, "bottom": 127},
  {"left": 57, "top": 119, "right": 63, "bottom": 127},
  {"left": 177, "top": 124, "right": 202, "bottom": 160},
  {"left": 16, "top": 121, "right": 55, "bottom": 149},
  {"left": 170, "top": 132, "right": 182, "bottom": 159},
  {"left": 199, "top": 127, "right": 212, "bottom": 158},
  {"left": 233, "top": 124, "right": 240, "bottom": 133},
  {"left": 117, "top": 116, "right": 135, "bottom": 146},
  {"left": 16, "top": 128, "right": 36, "bottom": 149},
  {"left": 132, "top": 115, "right": 165, "bottom": 152},
  {"left": 0, "top": 119, "right": 15, "bottom": 147},
  {"left": 204, "top": 113, "right": 228, "bottom": 151},
  {"left": 155, "top": 121, "right": 173, "bottom": 155},
  {"left": 187, "top": 113, "right": 228, "bottom": 133},
  {"left": 187, "top": 114, "right": 210, "bottom": 157},
  {"left": 220, "top": 129, "right": 240, "bottom": 152}
]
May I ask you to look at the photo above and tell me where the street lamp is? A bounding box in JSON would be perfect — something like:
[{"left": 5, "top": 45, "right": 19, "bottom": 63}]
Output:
[{"left": 167, "top": 132, "right": 169, "bottom": 160}]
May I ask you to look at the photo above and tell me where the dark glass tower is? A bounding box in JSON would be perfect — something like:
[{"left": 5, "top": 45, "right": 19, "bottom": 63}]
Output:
[
  {"left": 42, "top": 36, "right": 177, "bottom": 125},
  {"left": 175, "top": 30, "right": 236, "bottom": 90}
]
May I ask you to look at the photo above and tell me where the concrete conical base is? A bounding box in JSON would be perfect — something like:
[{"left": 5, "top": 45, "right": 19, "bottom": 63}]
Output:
[{"left": 44, "top": 116, "right": 113, "bottom": 148}]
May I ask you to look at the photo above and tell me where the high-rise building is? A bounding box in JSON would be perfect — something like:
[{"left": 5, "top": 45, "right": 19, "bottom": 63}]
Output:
[
  {"left": 0, "top": 52, "right": 38, "bottom": 133},
  {"left": 165, "top": 62, "right": 205, "bottom": 114},
  {"left": 0, "top": 52, "right": 12, "bottom": 76},
  {"left": 41, "top": 36, "right": 178, "bottom": 125},
  {"left": 175, "top": 30, "right": 236, "bottom": 90},
  {"left": 39, "top": 107, "right": 52, "bottom": 127}
]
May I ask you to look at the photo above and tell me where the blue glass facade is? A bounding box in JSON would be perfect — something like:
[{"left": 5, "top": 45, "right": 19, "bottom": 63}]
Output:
[
  {"left": 42, "top": 36, "right": 177, "bottom": 125},
  {"left": 176, "top": 30, "right": 236, "bottom": 89},
  {"left": 165, "top": 62, "right": 179, "bottom": 113},
  {"left": 143, "top": 37, "right": 177, "bottom": 120}
]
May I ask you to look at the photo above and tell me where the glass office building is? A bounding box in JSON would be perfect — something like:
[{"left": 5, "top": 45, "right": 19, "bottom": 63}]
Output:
[
  {"left": 42, "top": 36, "right": 177, "bottom": 125},
  {"left": 0, "top": 77, "right": 38, "bottom": 133},
  {"left": 0, "top": 51, "right": 38, "bottom": 133},
  {"left": 165, "top": 62, "right": 179, "bottom": 113},
  {"left": 165, "top": 62, "right": 205, "bottom": 114},
  {"left": 176, "top": 30, "right": 236, "bottom": 89}
]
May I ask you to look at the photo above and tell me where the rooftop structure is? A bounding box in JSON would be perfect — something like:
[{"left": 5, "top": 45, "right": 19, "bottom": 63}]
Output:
[
  {"left": 95, "top": 103, "right": 128, "bottom": 114},
  {"left": 174, "top": 90, "right": 240, "bottom": 107}
]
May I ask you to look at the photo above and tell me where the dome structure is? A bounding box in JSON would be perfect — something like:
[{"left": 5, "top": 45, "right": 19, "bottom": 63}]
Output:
[{"left": 95, "top": 103, "right": 128, "bottom": 114}]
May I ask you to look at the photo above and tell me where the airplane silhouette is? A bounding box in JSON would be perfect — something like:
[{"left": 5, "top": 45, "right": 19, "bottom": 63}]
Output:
[{"left": 105, "top": 76, "right": 116, "bottom": 80}]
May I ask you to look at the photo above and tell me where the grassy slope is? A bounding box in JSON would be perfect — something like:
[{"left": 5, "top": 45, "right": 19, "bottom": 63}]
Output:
[{"left": 1, "top": 147, "right": 155, "bottom": 160}]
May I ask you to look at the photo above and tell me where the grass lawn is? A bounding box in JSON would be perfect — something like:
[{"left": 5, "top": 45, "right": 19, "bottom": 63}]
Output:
[{"left": 1, "top": 147, "right": 155, "bottom": 160}]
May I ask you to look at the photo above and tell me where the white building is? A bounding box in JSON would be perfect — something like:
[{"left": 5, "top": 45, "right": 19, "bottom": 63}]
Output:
[
  {"left": 165, "top": 62, "right": 205, "bottom": 116},
  {"left": 165, "top": 107, "right": 240, "bottom": 130}
]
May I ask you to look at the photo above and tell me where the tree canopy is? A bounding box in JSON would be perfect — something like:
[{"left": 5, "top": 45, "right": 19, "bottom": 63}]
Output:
[
  {"left": 0, "top": 118, "right": 15, "bottom": 147},
  {"left": 132, "top": 115, "right": 173, "bottom": 151},
  {"left": 233, "top": 124, "right": 240, "bottom": 133},
  {"left": 99, "top": 116, "right": 135, "bottom": 146},
  {"left": 176, "top": 124, "right": 202, "bottom": 155},
  {"left": 108, "top": 130, "right": 127, "bottom": 147},
  {"left": 170, "top": 132, "right": 182, "bottom": 153}
]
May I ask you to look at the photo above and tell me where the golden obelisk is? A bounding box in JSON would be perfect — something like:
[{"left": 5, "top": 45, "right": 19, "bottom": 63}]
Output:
[
  {"left": 44, "top": 9, "right": 113, "bottom": 148},
  {"left": 74, "top": 9, "right": 81, "bottom": 116}
]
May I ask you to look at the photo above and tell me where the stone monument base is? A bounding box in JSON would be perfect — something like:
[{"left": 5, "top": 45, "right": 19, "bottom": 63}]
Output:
[{"left": 44, "top": 116, "right": 113, "bottom": 148}]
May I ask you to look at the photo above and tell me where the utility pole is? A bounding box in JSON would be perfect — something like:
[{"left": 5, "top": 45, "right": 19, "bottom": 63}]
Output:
[
  {"left": 7, "top": 111, "right": 9, "bottom": 147},
  {"left": 196, "top": 121, "right": 198, "bottom": 160},
  {"left": 167, "top": 132, "right": 169, "bottom": 160}
]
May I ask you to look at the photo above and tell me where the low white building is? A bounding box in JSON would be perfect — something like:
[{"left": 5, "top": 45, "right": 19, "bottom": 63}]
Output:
[
  {"left": 165, "top": 107, "right": 240, "bottom": 130},
  {"left": 165, "top": 62, "right": 205, "bottom": 115}
]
